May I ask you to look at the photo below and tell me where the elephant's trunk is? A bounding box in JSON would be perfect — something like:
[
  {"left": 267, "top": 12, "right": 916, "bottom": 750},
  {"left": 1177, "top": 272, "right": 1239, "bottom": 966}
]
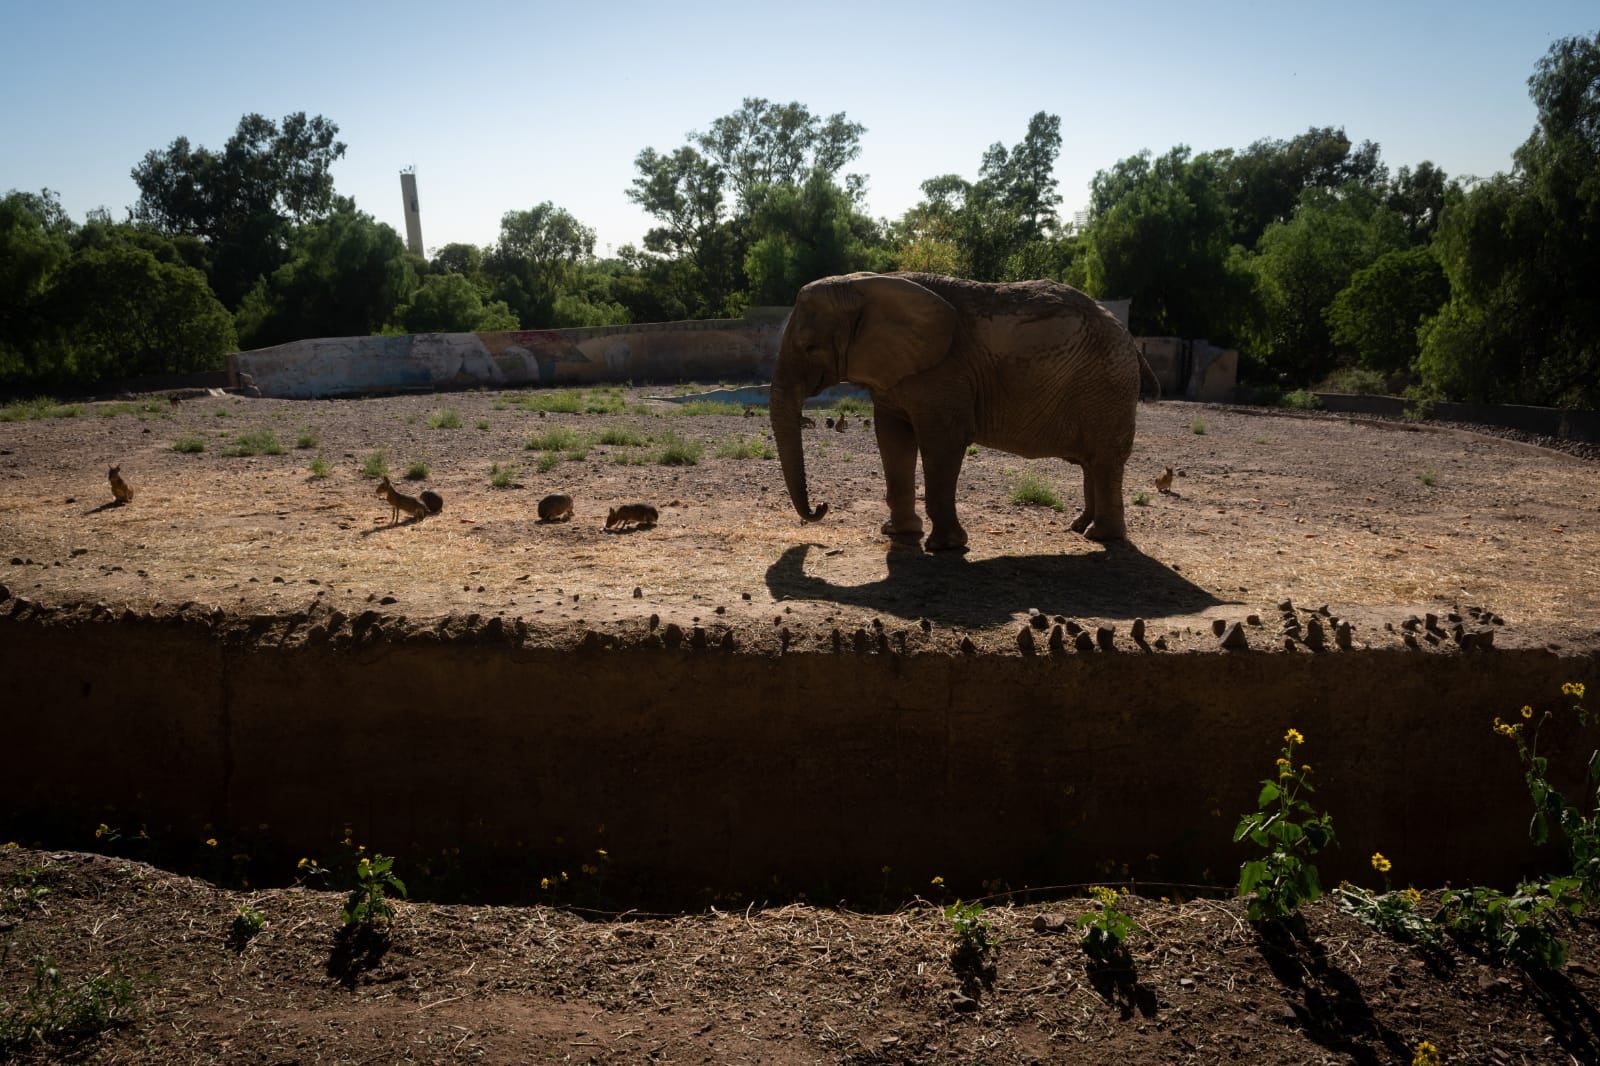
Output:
[{"left": 771, "top": 375, "right": 828, "bottom": 523}]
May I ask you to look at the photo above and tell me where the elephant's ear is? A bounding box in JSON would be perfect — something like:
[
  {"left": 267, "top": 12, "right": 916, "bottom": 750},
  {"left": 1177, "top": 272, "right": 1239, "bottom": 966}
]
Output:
[{"left": 841, "top": 275, "right": 959, "bottom": 391}]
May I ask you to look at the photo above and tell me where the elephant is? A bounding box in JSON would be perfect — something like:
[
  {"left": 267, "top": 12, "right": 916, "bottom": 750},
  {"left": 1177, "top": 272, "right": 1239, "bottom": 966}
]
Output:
[{"left": 770, "top": 271, "right": 1152, "bottom": 551}]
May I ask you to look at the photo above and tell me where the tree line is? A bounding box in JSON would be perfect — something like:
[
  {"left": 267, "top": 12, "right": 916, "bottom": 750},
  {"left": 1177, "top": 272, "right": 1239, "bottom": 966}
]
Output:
[{"left": 2, "top": 31, "right": 1595, "bottom": 409}]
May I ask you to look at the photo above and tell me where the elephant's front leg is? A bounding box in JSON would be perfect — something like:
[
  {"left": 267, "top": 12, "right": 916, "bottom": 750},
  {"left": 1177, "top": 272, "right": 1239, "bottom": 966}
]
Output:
[
  {"left": 873, "top": 411, "right": 923, "bottom": 539},
  {"left": 918, "top": 436, "right": 970, "bottom": 552}
]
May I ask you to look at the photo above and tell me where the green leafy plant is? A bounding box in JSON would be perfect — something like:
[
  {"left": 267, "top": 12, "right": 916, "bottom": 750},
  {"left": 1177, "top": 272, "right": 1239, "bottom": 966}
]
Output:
[
  {"left": 1076, "top": 885, "right": 1136, "bottom": 963},
  {"left": 597, "top": 425, "right": 647, "bottom": 447},
  {"left": 223, "top": 429, "right": 284, "bottom": 457},
  {"left": 1235, "top": 729, "right": 1337, "bottom": 922},
  {"left": 525, "top": 426, "right": 582, "bottom": 452},
  {"left": 1495, "top": 683, "right": 1599, "bottom": 902},
  {"left": 489, "top": 461, "right": 517, "bottom": 488},
  {"left": 672, "top": 400, "right": 744, "bottom": 416},
  {"left": 427, "top": 407, "right": 462, "bottom": 429},
  {"left": 0, "top": 956, "right": 136, "bottom": 1053},
  {"left": 1336, "top": 856, "right": 1442, "bottom": 950},
  {"left": 536, "top": 452, "right": 562, "bottom": 473},
  {"left": 944, "top": 898, "right": 998, "bottom": 995},
  {"left": 476, "top": 419, "right": 491, "bottom": 431},
  {"left": 172, "top": 435, "right": 206, "bottom": 453},
  {"left": 403, "top": 461, "right": 429, "bottom": 480},
  {"left": 361, "top": 451, "right": 389, "bottom": 479},
  {"left": 230, "top": 904, "right": 265, "bottom": 944},
  {"left": 0, "top": 397, "right": 86, "bottom": 422},
  {"left": 295, "top": 427, "right": 319, "bottom": 449},
  {"left": 308, "top": 454, "right": 331, "bottom": 479},
  {"left": 966, "top": 444, "right": 979, "bottom": 456},
  {"left": 1281, "top": 389, "right": 1322, "bottom": 411},
  {"left": 1008, "top": 468, "right": 1063, "bottom": 511},
  {"left": 1436, "top": 881, "right": 1575, "bottom": 970},
  {"left": 829, "top": 396, "right": 872, "bottom": 416},
  {"left": 1419, "top": 467, "right": 1438, "bottom": 486},
  {"left": 716, "top": 436, "right": 775, "bottom": 460},
  {"left": 340, "top": 853, "right": 406, "bottom": 929},
  {"left": 1190, "top": 416, "right": 1208, "bottom": 435},
  {"left": 1132, "top": 491, "right": 1152, "bottom": 506},
  {"left": 655, "top": 430, "right": 703, "bottom": 466}
]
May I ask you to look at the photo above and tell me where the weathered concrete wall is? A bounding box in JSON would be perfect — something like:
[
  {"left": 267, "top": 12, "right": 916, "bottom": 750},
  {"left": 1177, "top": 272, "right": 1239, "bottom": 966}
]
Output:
[
  {"left": 231, "top": 319, "right": 789, "bottom": 400},
  {"left": 3, "top": 612, "right": 1593, "bottom": 902},
  {"left": 1137, "top": 338, "right": 1240, "bottom": 402}
]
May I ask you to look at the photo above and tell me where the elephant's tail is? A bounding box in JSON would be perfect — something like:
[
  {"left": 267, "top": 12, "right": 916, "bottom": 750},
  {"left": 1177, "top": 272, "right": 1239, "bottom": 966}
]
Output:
[{"left": 1137, "top": 344, "right": 1161, "bottom": 403}]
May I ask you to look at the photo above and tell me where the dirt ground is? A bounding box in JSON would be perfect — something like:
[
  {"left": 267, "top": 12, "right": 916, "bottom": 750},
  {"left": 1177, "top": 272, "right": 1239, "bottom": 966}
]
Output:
[
  {"left": 5, "top": 846, "right": 1600, "bottom": 1064},
  {"left": 1, "top": 386, "right": 1598, "bottom": 654},
  {"left": 4, "top": 386, "right": 1600, "bottom": 1063}
]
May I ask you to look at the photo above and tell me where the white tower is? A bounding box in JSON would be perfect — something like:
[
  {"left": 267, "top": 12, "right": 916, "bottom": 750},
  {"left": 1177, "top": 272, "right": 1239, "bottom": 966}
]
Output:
[{"left": 399, "top": 168, "right": 424, "bottom": 257}]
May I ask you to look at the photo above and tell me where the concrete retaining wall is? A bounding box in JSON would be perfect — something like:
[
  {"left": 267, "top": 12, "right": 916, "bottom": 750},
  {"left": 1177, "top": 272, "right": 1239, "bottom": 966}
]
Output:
[
  {"left": 3, "top": 612, "right": 1593, "bottom": 903},
  {"left": 1314, "top": 393, "right": 1600, "bottom": 443},
  {"left": 230, "top": 318, "right": 789, "bottom": 400}
]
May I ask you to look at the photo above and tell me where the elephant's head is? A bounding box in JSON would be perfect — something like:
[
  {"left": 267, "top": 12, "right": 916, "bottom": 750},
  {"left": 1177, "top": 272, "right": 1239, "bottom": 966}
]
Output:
[{"left": 770, "top": 273, "right": 958, "bottom": 523}]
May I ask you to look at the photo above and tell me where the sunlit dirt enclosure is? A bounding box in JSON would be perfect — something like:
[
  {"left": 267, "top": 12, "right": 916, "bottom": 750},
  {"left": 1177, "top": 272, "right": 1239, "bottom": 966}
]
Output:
[{"left": 3, "top": 386, "right": 1600, "bottom": 1063}]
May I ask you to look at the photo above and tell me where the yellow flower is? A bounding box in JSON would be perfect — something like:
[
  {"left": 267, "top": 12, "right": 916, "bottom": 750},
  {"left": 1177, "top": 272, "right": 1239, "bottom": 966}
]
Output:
[
  {"left": 297, "top": 857, "right": 310, "bottom": 869},
  {"left": 359, "top": 857, "right": 371, "bottom": 869},
  {"left": 1276, "top": 757, "right": 1290, "bottom": 768},
  {"left": 1089, "top": 885, "right": 1119, "bottom": 906},
  {"left": 94, "top": 823, "right": 108, "bottom": 839},
  {"left": 1520, "top": 704, "right": 1533, "bottom": 719},
  {"left": 596, "top": 848, "right": 608, "bottom": 858},
  {"left": 1565, "top": 681, "right": 1585, "bottom": 699},
  {"left": 205, "top": 838, "right": 219, "bottom": 848},
  {"left": 931, "top": 875, "right": 944, "bottom": 887},
  {"left": 1403, "top": 887, "right": 1422, "bottom": 904},
  {"left": 1492, "top": 717, "right": 1517, "bottom": 737},
  {"left": 1371, "top": 852, "right": 1392, "bottom": 873},
  {"left": 561, "top": 871, "right": 569, "bottom": 881},
  {"left": 1284, "top": 728, "right": 1304, "bottom": 745},
  {"left": 1412, "top": 1039, "right": 1441, "bottom": 1066},
  {"left": 1, "top": 842, "right": 17, "bottom": 850},
  {"left": 540, "top": 877, "right": 551, "bottom": 891}
]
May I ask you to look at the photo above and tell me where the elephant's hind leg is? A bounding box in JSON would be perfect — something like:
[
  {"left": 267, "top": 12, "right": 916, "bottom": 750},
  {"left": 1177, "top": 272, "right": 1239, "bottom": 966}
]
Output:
[
  {"left": 874, "top": 412, "right": 924, "bottom": 538},
  {"left": 1075, "top": 460, "right": 1127, "bottom": 541},
  {"left": 919, "top": 438, "right": 970, "bottom": 552}
]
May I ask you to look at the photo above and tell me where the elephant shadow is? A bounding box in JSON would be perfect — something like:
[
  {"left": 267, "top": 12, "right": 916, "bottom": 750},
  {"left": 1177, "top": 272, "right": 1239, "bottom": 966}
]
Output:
[{"left": 763, "top": 540, "right": 1224, "bottom": 630}]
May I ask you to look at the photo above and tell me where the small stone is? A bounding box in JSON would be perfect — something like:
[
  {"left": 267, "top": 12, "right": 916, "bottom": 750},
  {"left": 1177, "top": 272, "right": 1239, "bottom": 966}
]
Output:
[
  {"left": 1096, "top": 625, "right": 1116, "bottom": 652},
  {"left": 1403, "top": 632, "right": 1419, "bottom": 649},
  {"left": 1029, "top": 609, "right": 1049, "bottom": 631},
  {"left": 1219, "top": 621, "right": 1249, "bottom": 650},
  {"left": 854, "top": 629, "right": 870, "bottom": 654},
  {"left": 919, "top": 617, "right": 932, "bottom": 632},
  {"left": 1425, "top": 612, "right": 1440, "bottom": 632},
  {"left": 1211, "top": 618, "right": 1227, "bottom": 637},
  {"left": 1048, "top": 625, "right": 1065, "bottom": 653},
  {"left": 831, "top": 628, "right": 843, "bottom": 652},
  {"left": 1334, "top": 622, "right": 1354, "bottom": 650},
  {"left": 1316, "top": 604, "right": 1331, "bottom": 616},
  {"left": 690, "top": 626, "right": 708, "bottom": 649},
  {"left": 1130, "top": 618, "right": 1146, "bottom": 643},
  {"left": 648, "top": 613, "right": 659, "bottom": 630},
  {"left": 1074, "top": 631, "right": 1095, "bottom": 654},
  {"left": 1304, "top": 616, "right": 1326, "bottom": 649},
  {"left": 949, "top": 991, "right": 978, "bottom": 1012},
  {"left": 379, "top": 595, "right": 397, "bottom": 605},
  {"left": 1152, "top": 636, "right": 1168, "bottom": 651},
  {"left": 71, "top": 547, "right": 88, "bottom": 557},
  {"left": 1017, "top": 626, "right": 1036, "bottom": 656},
  {"left": 1277, "top": 599, "right": 1294, "bottom": 613},
  {"left": 741, "top": 592, "right": 751, "bottom": 600},
  {"left": 1179, "top": 977, "right": 1196, "bottom": 990},
  {"left": 721, "top": 630, "right": 736, "bottom": 650},
  {"left": 715, "top": 605, "right": 727, "bottom": 615},
  {"left": 960, "top": 636, "right": 977, "bottom": 655},
  {"left": 662, "top": 623, "right": 683, "bottom": 649},
  {"left": 1401, "top": 616, "right": 1422, "bottom": 631},
  {"left": 633, "top": 586, "right": 643, "bottom": 598},
  {"left": 1246, "top": 613, "right": 1262, "bottom": 626},
  {"left": 1064, "top": 619, "right": 1082, "bottom": 636},
  {"left": 1478, "top": 974, "right": 1513, "bottom": 995}
]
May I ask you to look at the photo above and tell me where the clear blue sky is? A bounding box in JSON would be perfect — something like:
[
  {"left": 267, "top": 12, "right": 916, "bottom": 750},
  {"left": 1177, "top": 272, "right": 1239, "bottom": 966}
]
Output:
[{"left": 3, "top": 1, "right": 1593, "bottom": 257}]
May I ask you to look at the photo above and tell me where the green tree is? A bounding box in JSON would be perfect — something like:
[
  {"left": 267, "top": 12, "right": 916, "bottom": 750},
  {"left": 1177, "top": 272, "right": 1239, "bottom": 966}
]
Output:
[
  {"left": 130, "top": 112, "right": 346, "bottom": 308},
  {"left": 896, "top": 112, "right": 1065, "bottom": 282},
  {"left": 743, "top": 169, "right": 884, "bottom": 306},
  {"left": 1077, "top": 147, "right": 1254, "bottom": 345},
  {"left": 1219, "top": 126, "right": 1387, "bottom": 248},
  {"left": 1422, "top": 32, "right": 1600, "bottom": 407},
  {"left": 43, "top": 243, "right": 237, "bottom": 379},
  {"left": 1245, "top": 185, "right": 1406, "bottom": 383},
  {"left": 1326, "top": 248, "right": 1449, "bottom": 376},
  {"left": 483, "top": 202, "right": 607, "bottom": 328},
  {"left": 1385, "top": 162, "right": 1457, "bottom": 245},
  {"left": 395, "top": 273, "right": 518, "bottom": 333},
  {"left": 0, "top": 190, "right": 75, "bottom": 378},
  {"left": 234, "top": 203, "right": 414, "bottom": 347}
]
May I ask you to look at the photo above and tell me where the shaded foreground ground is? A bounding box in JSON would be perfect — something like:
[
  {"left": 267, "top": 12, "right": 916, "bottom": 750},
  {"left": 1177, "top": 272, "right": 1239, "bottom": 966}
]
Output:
[{"left": 6, "top": 847, "right": 1600, "bottom": 1064}]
